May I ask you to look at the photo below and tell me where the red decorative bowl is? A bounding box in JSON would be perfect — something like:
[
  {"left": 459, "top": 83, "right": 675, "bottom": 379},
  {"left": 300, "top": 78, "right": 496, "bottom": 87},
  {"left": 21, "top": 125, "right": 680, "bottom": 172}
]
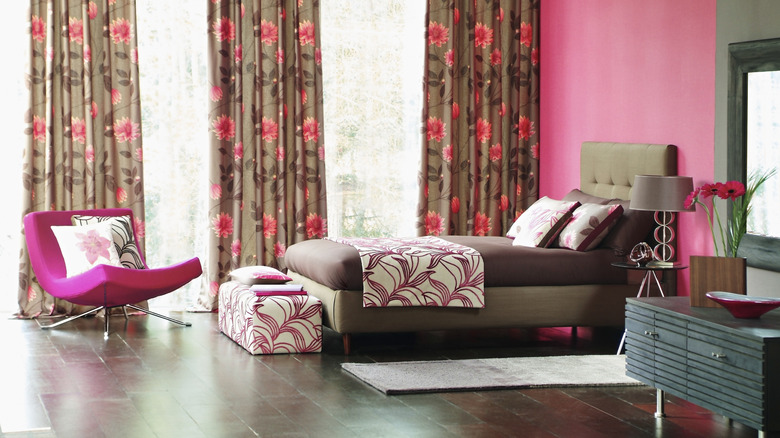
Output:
[{"left": 705, "top": 292, "right": 780, "bottom": 319}]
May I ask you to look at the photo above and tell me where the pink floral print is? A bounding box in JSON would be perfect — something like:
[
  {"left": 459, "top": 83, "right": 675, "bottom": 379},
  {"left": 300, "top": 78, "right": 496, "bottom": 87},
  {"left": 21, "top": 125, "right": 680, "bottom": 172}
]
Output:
[
  {"left": 32, "top": 16, "right": 45, "bottom": 43},
  {"left": 302, "top": 117, "right": 320, "bottom": 143},
  {"left": 113, "top": 117, "right": 140, "bottom": 143},
  {"left": 109, "top": 18, "right": 133, "bottom": 44},
  {"left": 260, "top": 20, "right": 278, "bottom": 45},
  {"left": 474, "top": 23, "right": 493, "bottom": 48},
  {"left": 69, "top": 17, "right": 84, "bottom": 44},
  {"left": 213, "top": 16, "right": 235, "bottom": 42},
  {"left": 428, "top": 21, "right": 449, "bottom": 47},
  {"left": 305, "top": 213, "right": 326, "bottom": 238},
  {"left": 299, "top": 20, "right": 315, "bottom": 46},
  {"left": 427, "top": 117, "right": 446, "bottom": 142},
  {"left": 213, "top": 114, "right": 236, "bottom": 140},
  {"left": 213, "top": 212, "right": 234, "bottom": 238},
  {"left": 76, "top": 229, "right": 112, "bottom": 264},
  {"left": 424, "top": 211, "right": 445, "bottom": 236}
]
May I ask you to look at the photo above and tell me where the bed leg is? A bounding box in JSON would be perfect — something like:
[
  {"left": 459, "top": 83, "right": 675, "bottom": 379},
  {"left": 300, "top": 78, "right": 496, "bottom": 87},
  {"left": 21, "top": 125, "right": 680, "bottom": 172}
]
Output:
[{"left": 342, "top": 333, "right": 351, "bottom": 355}]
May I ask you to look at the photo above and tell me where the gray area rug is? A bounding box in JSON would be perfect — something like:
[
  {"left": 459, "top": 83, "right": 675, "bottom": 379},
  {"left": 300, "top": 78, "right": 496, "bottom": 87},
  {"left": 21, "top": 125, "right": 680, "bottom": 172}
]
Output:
[{"left": 341, "top": 355, "right": 641, "bottom": 395}]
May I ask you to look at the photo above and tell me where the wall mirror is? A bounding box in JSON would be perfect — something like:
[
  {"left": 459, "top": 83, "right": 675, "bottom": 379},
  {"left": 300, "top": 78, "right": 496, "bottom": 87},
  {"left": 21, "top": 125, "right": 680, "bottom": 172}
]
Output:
[{"left": 728, "top": 38, "right": 780, "bottom": 271}]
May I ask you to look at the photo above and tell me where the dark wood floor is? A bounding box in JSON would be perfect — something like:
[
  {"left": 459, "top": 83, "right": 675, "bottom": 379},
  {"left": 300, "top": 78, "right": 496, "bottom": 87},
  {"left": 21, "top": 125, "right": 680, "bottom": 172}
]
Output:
[{"left": 0, "top": 310, "right": 759, "bottom": 438}]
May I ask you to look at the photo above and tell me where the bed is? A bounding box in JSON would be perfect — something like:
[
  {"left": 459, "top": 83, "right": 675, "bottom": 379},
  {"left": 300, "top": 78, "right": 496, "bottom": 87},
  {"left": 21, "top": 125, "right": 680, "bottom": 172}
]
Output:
[{"left": 285, "top": 142, "right": 678, "bottom": 353}]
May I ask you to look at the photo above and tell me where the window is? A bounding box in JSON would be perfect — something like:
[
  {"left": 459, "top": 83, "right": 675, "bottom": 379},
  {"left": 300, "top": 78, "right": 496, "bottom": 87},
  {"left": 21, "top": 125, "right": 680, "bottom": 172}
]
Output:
[
  {"left": 746, "top": 71, "right": 780, "bottom": 238},
  {"left": 0, "top": 3, "right": 27, "bottom": 312},
  {"left": 320, "top": 0, "right": 425, "bottom": 238},
  {"left": 136, "top": 2, "right": 208, "bottom": 308}
]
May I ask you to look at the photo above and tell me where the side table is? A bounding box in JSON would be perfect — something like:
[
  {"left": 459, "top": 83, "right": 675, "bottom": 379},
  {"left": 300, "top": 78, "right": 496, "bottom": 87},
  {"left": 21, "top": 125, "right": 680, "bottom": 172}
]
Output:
[{"left": 612, "top": 262, "right": 688, "bottom": 354}]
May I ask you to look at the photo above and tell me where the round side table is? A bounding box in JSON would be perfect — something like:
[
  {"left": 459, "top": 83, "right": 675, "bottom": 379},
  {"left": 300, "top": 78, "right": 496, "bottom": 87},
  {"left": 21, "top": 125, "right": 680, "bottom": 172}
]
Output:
[{"left": 613, "top": 262, "right": 688, "bottom": 354}]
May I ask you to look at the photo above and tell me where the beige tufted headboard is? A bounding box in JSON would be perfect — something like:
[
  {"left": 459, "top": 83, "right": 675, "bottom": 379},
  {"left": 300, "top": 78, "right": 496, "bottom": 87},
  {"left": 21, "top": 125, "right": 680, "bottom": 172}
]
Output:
[{"left": 580, "top": 142, "right": 677, "bottom": 200}]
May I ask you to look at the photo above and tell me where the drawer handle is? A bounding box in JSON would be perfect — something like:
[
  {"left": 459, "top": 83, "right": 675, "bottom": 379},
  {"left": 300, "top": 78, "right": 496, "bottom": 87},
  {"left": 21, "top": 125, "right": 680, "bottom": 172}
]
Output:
[
  {"left": 644, "top": 330, "right": 658, "bottom": 337},
  {"left": 711, "top": 352, "right": 727, "bottom": 359}
]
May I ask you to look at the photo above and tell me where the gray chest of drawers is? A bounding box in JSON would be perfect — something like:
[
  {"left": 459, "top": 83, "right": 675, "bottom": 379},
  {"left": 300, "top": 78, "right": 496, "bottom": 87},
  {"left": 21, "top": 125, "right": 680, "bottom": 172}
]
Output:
[{"left": 625, "top": 297, "right": 780, "bottom": 437}]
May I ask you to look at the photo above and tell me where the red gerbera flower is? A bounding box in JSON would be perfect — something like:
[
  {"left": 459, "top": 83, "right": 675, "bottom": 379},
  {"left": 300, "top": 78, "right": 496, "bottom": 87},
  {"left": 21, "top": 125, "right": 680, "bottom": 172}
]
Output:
[
  {"left": 717, "top": 180, "right": 746, "bottom": 201},
  {"left": 699, "top": 183, "right": 719, "bottom": 199}
]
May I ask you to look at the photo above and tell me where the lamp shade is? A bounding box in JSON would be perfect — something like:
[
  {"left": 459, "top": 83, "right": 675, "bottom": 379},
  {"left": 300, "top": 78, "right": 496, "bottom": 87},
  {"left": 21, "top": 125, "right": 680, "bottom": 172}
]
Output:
[{"left": 629, "top": 175, "right": 694, "bottom": 212}]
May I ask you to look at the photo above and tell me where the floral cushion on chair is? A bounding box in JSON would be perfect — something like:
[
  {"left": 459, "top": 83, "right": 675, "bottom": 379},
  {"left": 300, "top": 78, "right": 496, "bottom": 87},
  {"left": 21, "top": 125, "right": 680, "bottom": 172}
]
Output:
[
  {"left": 507, "top": 197, "right": 580, "bottom": 247},
  {"left": 557, "top": 203, "right": 624, "bottom": 251},
  {"left": 71, "top": 215, "right": 146, "bottom": 269},
  {"left": 51, "top": 220, "right": 123, "bottom": 278}
]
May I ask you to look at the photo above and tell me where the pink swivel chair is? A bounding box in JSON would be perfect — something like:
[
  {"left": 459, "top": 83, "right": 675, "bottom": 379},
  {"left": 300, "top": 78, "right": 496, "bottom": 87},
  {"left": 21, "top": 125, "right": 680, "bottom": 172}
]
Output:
[{"left": 24, "top": 208, "right": 203, "bottom": 339}]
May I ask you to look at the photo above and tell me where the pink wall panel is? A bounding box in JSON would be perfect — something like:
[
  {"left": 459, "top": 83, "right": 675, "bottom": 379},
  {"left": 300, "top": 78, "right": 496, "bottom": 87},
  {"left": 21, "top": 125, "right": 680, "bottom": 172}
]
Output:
[{"left": 540, "top": 1, "right": 717, "bottom": 295}]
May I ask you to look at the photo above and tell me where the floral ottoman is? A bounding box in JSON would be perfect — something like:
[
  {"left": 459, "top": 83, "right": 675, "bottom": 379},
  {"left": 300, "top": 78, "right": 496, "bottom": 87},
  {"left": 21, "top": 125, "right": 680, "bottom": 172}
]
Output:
[{"left": 218, "top": 281, "right": 322, "bottom": 354}]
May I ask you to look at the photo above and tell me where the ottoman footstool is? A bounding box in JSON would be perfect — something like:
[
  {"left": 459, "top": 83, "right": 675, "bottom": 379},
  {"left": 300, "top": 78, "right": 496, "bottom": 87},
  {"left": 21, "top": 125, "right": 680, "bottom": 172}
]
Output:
[{"left": 218, "top": 281, "right": 322, "bottom": 354}]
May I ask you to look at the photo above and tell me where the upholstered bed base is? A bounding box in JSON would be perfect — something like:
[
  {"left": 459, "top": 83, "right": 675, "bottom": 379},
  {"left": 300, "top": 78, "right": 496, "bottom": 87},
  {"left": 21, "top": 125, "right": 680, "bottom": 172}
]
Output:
[{"left": 289, "top": 271, "right": 638, "bottom": 352}]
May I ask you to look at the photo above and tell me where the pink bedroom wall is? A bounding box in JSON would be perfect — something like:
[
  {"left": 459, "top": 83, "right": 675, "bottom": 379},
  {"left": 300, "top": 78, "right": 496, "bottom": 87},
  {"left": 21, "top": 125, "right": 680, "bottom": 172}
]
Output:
[{"left": 539, "top": 0, "right": 717, "bottom": 296}]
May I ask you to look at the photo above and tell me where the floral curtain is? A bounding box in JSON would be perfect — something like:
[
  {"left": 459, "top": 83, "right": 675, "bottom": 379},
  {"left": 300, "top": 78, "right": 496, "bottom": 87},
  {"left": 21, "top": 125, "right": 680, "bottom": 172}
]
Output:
[
  {"left": 197, "top": 0, "right": 326, "bottom": 310},
  {"left": 418, "top": 0, "right": 539, "bottom": 236},
  {"left": 18, "top": 0, "right": 146, "bottom": 318}
]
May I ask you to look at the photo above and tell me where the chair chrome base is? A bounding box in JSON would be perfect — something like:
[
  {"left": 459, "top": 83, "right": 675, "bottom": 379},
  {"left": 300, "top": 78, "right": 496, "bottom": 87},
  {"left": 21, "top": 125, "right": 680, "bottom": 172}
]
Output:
[{"left": 39, "top": 305, "right": 191, "bottom": 339}]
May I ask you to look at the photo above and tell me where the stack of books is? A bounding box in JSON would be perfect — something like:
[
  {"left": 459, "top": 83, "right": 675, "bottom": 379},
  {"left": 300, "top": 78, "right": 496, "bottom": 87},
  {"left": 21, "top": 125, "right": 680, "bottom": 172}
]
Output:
[{"left": 250, "top": 283, "right": 307, "bottom": 297}]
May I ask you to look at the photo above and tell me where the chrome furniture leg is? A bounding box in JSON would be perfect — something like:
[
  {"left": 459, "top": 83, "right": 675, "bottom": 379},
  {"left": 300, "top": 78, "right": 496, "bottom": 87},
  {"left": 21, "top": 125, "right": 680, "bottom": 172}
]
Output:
[
  {"left": 39, "top": 306, "right": 105, "bottom": 330},
  {"left": 125, "top": 304, "right": 192, "bottom": 327},
  {"left": 655, "top": 389, "right": 665, "bottom": 418}
]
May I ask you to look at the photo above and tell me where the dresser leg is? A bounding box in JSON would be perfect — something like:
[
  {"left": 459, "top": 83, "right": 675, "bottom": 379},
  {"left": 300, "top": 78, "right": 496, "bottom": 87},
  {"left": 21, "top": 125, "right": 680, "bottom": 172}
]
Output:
[{"left": 655, "top": 389, "right": 665, "bottom": 418}]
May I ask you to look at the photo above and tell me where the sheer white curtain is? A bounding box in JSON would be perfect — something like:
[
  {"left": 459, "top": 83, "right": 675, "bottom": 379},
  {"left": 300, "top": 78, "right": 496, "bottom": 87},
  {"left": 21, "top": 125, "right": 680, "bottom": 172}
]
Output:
[
  {"left": 1, "top": 3, "right": 28, "bottom": 313},
  {"left": 320, "top": 0, "right": 425, "bottom": 238},
  {"left": 137, "top": 1, "right": 208, "bottom": 308}
]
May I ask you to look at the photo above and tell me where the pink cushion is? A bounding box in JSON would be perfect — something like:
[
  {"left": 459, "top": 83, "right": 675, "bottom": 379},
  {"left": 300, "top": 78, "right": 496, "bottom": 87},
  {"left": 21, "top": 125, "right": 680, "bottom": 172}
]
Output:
[
  {"left": 507, "top": 197, "right": 580, "bottom": 247},
  {"left": 229, "top": 266, "right": 292, "bottom": 285},
  {"left": 558, "top": 203, "right": 624, "bottom": 251}
]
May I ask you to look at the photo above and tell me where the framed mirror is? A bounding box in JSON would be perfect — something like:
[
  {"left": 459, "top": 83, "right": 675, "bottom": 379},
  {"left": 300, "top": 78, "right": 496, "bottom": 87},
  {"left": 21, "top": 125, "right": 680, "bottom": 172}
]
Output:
[{"left": 728, "top": 38, "right": 780, "bottom": 272}]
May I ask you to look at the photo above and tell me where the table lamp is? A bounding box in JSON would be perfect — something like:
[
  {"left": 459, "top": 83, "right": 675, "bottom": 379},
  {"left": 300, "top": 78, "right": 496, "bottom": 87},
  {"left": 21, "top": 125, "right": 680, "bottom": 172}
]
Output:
[{"left": 629, "top": 175, "right": 694, "bottom": 267}]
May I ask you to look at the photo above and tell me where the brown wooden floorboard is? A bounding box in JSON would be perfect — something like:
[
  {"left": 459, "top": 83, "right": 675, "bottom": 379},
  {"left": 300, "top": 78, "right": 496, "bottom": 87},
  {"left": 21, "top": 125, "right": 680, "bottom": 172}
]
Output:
[{"left": 0, "top": 311, "right": 761, "bottom": 438}]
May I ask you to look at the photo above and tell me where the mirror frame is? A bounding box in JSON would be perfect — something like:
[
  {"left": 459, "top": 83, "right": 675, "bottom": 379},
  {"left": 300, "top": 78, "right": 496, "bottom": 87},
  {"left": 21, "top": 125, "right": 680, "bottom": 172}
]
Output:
[{"left": 728, "top": 37, "right": 780, "bottom": 272}]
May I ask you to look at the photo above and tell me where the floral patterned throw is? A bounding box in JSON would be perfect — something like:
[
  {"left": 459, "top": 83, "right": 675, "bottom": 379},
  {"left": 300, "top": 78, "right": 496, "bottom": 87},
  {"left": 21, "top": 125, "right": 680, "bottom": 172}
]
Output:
[
  {"left": 328, "top": 236, "right": 485, "bottom": 308},
  {"left": 199, "top": 0, "right": 327, "bottom": 311},
  {"left": 418, "top": 0, "right": 540, "bottom": 237}
]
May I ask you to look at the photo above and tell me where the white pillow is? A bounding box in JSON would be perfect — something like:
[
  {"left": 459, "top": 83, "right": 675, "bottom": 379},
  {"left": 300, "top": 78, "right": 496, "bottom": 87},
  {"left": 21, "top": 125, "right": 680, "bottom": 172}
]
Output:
[
  {"left": 51, "top": 221, "right": 123, "bottom": 278},
  {"left": 557, "top": 203, "right": 624, "bottom": 251},
  {"left": 71, "top": 215, "right": 145, "bottom": 269},
  {"left": 507, "top": 197, "right": 580, "bottom": 247}
]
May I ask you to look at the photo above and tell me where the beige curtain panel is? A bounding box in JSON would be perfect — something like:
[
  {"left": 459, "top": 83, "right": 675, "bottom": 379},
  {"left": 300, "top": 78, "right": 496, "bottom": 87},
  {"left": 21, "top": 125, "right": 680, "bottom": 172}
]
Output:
[
  {"left": 196, "top": 0, "right": 327, "bottom": 311},
  {"left": 18, "top": 0, "right": 146, "bottom": 318},
  {"left": 418, "top": 0, "right": 540, "bottom": 237}
]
